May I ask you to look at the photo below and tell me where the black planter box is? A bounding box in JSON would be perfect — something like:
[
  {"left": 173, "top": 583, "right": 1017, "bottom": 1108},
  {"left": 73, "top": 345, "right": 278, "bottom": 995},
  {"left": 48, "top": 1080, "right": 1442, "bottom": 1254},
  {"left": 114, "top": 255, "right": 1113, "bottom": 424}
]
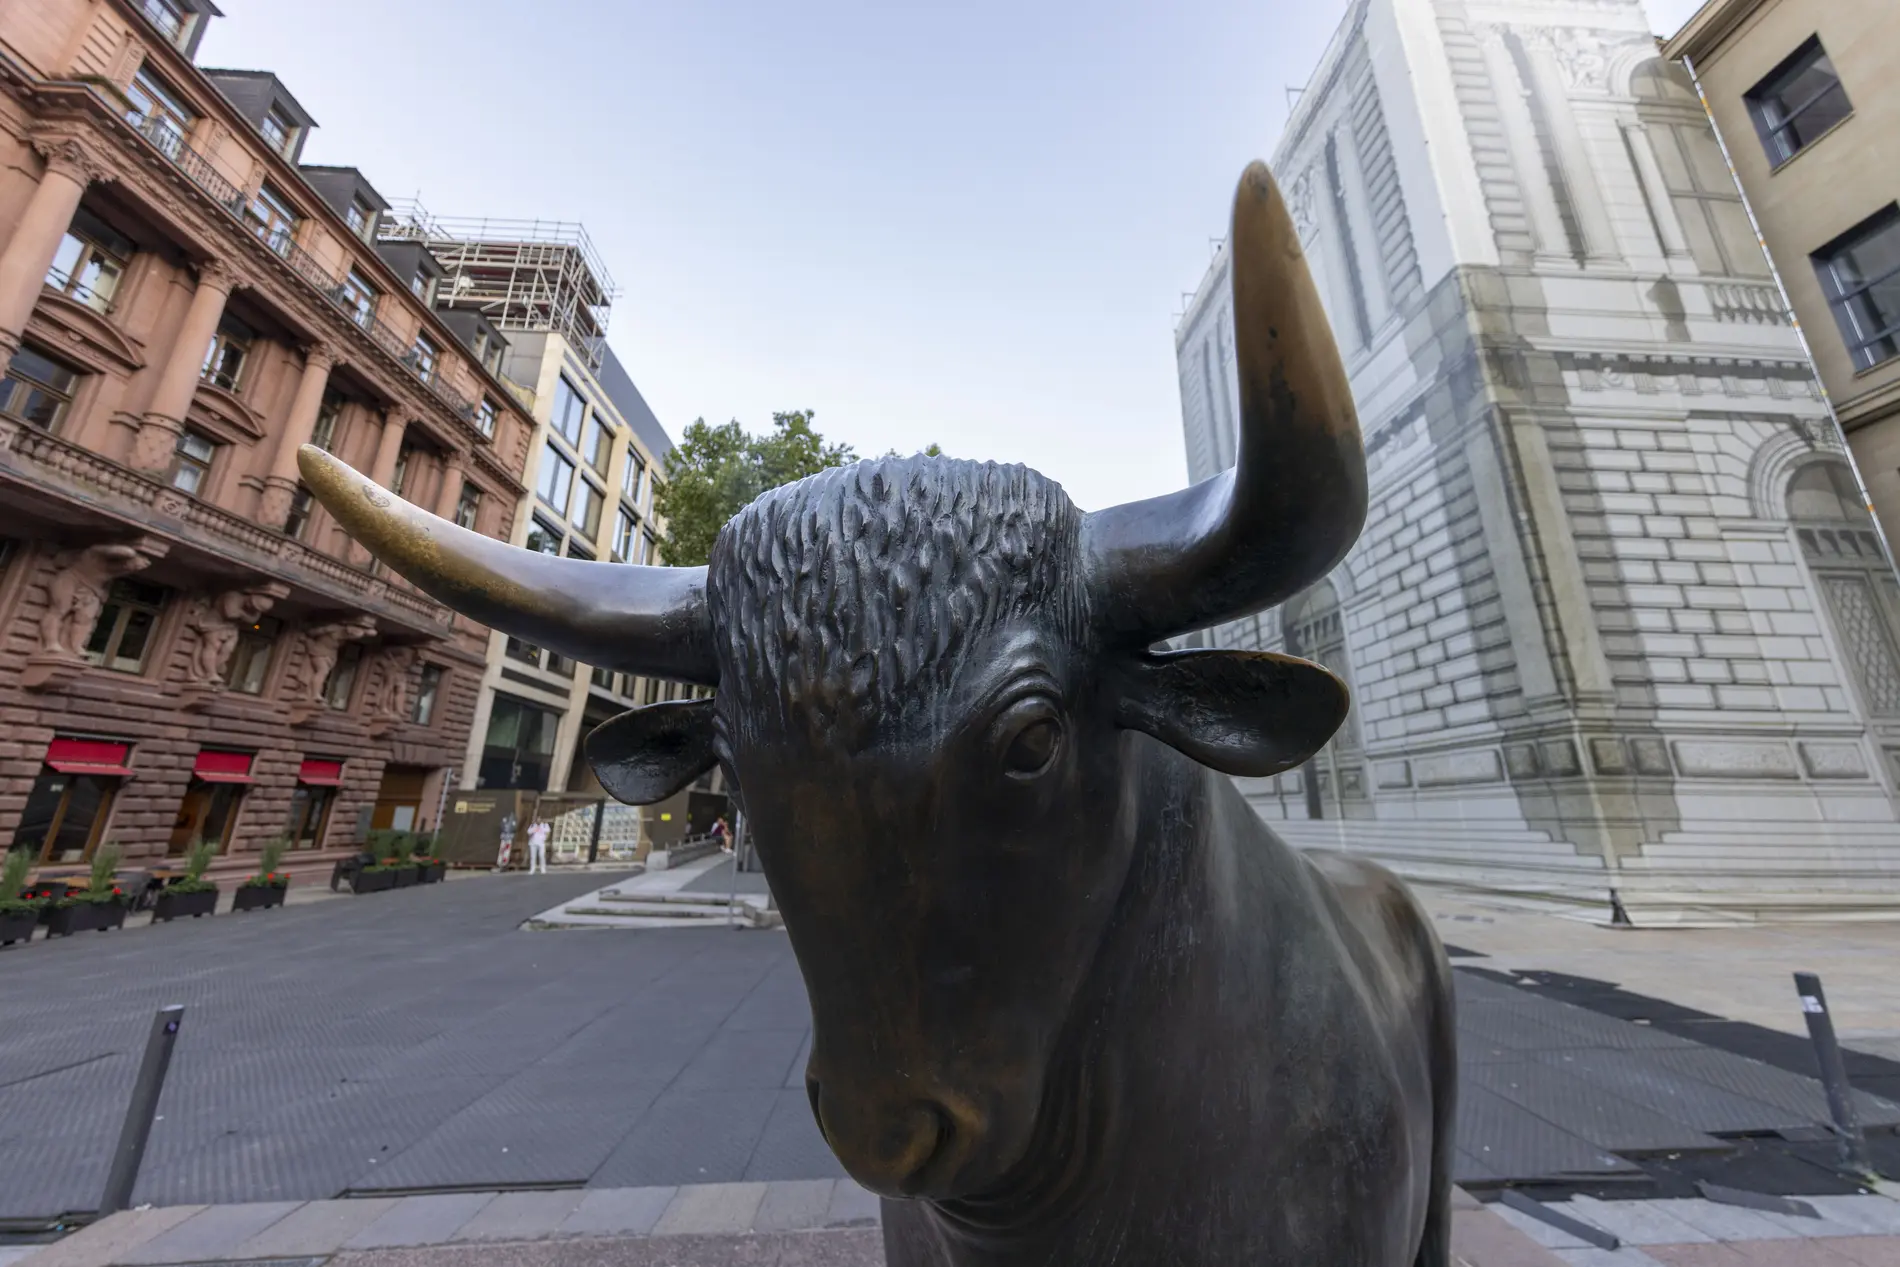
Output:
[
  {"left": 351, "top": 869, "right": 394, "bottom": 894},
  {"left": 44, "top": 900, "right": 126, "bottom": 937},
  {"left": 390, "top": 865, "right": 420, "bottom": 889},
  {"left": 233, "top": 883, "right": 287, "bottom": 911},
  {"left": 0, "top": 909, "right": 38, "bottom": 945},
  {"left": 416, "top": 862, "right": 446, "bottom": 884},
  {"left": 153, "top": 887, "right": 218, "bottom": 922}
]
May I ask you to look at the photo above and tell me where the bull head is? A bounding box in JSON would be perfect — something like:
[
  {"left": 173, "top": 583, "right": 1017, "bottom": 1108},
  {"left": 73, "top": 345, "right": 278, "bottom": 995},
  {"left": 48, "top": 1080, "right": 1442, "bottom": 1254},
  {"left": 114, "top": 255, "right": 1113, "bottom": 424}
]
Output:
[{"left": 300, "top": 162, "right": 1364, "bottom": 1200}]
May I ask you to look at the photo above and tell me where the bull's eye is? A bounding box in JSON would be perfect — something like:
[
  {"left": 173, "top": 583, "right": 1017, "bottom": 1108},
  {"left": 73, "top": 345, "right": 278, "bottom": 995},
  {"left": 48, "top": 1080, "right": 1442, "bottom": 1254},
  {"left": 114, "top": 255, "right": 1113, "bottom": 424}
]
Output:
[{"left": 997, "top": 703, "right": 1062, "bottom": 779}]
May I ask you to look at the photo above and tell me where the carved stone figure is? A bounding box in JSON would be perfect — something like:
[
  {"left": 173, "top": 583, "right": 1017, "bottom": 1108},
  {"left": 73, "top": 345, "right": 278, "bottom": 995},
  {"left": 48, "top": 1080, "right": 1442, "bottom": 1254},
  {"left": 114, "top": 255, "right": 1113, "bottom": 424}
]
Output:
[
  {"left": 284, "top": 617, "right": 376, "bottom": 705},
  {"left": 38, "top": 542, "right": 155, "bottom": 659},
  {"left": 300, "top": 164, "right": 1455, "bottom": 1267},
  {"left": 185, "top": 586, "right": 283, "bottom": 686},
  {"left": 361, "top": 644, "right": 418, "bottom": 721}
]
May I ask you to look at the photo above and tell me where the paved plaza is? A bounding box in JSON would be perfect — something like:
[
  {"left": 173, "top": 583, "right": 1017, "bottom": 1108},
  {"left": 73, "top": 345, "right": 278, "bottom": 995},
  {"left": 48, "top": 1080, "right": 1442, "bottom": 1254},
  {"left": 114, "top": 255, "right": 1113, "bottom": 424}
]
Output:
[{"left": 2, "top": 867, "right": 1898, "bottom": 1241}]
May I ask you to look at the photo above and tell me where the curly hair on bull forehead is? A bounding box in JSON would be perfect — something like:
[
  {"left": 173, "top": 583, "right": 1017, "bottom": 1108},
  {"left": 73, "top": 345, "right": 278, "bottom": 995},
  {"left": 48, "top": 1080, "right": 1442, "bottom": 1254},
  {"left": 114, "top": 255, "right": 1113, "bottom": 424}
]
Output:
[{"left": 706, "top": 456, "right": 1091, "bottom": 728}]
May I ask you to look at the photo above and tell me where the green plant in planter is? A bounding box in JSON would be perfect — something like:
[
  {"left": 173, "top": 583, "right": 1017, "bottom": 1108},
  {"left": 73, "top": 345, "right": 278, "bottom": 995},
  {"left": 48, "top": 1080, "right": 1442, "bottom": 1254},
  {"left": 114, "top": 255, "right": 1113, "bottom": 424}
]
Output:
[
  {"left": 245, "top": 836, "right": 291, "bottom": 888},
  {"left": 168, "top": 840, "right": 219, "bottom": 895},
  {"left": 61, "top": 845, "right": 124, "bottom": 907},
  {"left": 1, "top": 848, "right": 47, "bottom": 918}
]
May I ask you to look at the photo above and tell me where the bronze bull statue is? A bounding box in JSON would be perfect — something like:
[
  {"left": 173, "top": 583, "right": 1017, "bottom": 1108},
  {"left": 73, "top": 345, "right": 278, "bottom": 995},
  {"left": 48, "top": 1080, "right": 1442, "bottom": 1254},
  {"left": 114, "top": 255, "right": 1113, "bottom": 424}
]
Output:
[{"left": 301, "top": 162, "right": 1456, "bottom": 1267}]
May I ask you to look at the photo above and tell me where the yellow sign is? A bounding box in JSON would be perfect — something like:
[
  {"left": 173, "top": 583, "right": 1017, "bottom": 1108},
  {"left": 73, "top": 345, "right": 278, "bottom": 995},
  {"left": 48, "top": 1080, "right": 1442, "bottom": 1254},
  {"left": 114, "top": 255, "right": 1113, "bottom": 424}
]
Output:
[{"left": 660, "top": 812, "right": 672, "bottom": 821}]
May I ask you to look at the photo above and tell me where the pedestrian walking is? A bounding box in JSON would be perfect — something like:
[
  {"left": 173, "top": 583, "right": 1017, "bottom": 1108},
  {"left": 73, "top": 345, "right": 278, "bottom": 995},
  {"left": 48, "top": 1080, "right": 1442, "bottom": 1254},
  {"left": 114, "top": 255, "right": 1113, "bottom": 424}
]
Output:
[
  {"left": 712, "top": 815, "right": 730, "bottom": 852},
  {"left": 527, "top": 817, "right": 550, "bottom": 874}
]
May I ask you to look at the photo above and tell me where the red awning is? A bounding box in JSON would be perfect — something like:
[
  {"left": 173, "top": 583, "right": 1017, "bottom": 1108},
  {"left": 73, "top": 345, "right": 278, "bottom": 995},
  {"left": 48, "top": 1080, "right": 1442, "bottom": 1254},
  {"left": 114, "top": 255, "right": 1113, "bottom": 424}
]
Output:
[
  {"left": 193, "top": 749, "right": 255, "bottom": 784},
  {"left": 298, "top": 758, "right": 344, "bottom": 787},
  {"left": 45, "top": 738, "right": 134, "bottom": 778}
]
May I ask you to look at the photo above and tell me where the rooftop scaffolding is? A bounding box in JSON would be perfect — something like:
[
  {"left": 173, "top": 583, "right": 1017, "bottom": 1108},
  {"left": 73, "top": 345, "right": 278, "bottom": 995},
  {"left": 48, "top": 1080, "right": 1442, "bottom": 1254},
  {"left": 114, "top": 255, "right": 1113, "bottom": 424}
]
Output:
[{"left": 381, "top": 198, "right": 619, "bottom": 368}]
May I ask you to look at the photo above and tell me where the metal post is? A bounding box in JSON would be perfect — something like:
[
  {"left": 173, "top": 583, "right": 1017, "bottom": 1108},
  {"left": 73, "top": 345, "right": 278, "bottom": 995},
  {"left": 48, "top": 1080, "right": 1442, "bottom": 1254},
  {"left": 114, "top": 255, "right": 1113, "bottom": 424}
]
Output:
[
  {"left": 99, "top": 1005, "right": 184, "bottom": 1216},
  {"left": 1793, "top": 972, "right": 1872, "bottom": 1176},
  {"left": 587, "top": 797, "right": 605, "bottom": 865}
]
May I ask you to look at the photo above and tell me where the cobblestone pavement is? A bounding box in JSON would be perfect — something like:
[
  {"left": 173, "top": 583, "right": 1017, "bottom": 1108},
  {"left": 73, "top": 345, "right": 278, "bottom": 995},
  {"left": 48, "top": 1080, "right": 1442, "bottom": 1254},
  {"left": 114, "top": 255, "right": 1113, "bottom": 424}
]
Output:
[{"left": 3, "top": 871, "right": 1897, "bottom": 1230}]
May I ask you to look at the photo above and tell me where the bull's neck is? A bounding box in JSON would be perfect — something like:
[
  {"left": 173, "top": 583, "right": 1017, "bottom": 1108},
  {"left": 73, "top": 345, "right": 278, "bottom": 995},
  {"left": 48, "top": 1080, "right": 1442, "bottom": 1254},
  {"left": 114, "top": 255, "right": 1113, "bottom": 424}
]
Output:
[{"left": 919, "top": 748, "right": 1300, "bottom": 1261}]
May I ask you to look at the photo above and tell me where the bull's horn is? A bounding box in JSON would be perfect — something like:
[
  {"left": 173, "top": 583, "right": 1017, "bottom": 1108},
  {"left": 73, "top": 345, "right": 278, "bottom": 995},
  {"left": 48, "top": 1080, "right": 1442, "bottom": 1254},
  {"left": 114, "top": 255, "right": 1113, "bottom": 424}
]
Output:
[
  {"left": 297, "top": 446, "right": 717, "bottom": 684},
  {"left": 1082, "top": 161, "right": 1366, "bottom": 644}
]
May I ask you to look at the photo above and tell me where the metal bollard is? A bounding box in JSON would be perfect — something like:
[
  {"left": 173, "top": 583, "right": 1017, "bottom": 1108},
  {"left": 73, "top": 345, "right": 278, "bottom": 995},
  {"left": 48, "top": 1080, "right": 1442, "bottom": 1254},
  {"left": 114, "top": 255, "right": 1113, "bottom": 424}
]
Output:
[
  {"left": 1793, "top": 973, "right": 1872, "bottom": 1177},
  {"left": 98, "top": 1004, "right": 184, "bottom": 1216}
]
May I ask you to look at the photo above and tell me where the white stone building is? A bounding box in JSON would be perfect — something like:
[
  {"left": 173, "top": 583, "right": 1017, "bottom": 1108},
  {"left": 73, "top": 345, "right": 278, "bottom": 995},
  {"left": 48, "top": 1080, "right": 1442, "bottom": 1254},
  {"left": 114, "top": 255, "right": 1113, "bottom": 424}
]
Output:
[{"left": 1177, "top": 0, "right": 1900, "bottom": 921}]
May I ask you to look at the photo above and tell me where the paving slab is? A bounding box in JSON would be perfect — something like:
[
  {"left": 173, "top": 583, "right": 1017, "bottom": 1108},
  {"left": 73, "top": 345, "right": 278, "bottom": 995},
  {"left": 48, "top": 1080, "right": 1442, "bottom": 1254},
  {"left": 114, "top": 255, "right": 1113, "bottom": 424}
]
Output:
[
  {"left": 556, "top": 1188, "right": 676, "bottom": 1239},
  {"left": 653, "top": 1184, "right": 769, "bottom": 1237},
  {"left": 11, "top": 1209, "right": 204, "bottom": 1267},
  {"left": 343, "top": 1194, "right": 497, "bottom": 1250},
  {"left": 326, "top": 1231, "right": 885, "bottom": 1267},
  {"left": 118, "top": 1201, "right": 302, "bottom": 1264},
  {"left": 449, "top": 1192, "right": 585, "bottom": 1243},
  {"left": 229, "top": 1199, "right": 399, "bottom": 1258},
  {"left": 824, "top": 1182, "right": 881, "bottom": 1229},
  {"left": 1451, "top": 1206, "right": 1574, "bottom": 1265},
  {"left": 750, "top": 1180, "right": 838, "bottom": 1233}
]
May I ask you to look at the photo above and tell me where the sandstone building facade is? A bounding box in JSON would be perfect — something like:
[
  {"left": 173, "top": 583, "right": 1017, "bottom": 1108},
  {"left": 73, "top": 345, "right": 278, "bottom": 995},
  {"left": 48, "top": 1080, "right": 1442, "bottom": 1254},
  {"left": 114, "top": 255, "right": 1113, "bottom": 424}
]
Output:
[
  {"left": 1664, "top": 1, "right": 1900, "bottom": 553},
  {"left": 1177, "top": 0, "right": 1900, "bottom": 921},
  {"left": 0, "top": 0, "right": 539, "bottom": 877}
]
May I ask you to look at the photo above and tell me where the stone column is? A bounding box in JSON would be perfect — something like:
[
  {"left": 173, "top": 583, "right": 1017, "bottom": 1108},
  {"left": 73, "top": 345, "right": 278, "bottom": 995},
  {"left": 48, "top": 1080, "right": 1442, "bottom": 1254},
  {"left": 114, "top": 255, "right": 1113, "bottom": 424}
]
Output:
[
  {"left": 0, "top": 140, "right": 103, "bottom": 360},
  {"left": 1622, "top": 122, "right": 1691, "bottom": 260},
  {"left": 368, "top": 411, "right": 409, "bottom": 489},
  {"left": 259, "top": 343, "right": 336, "bottom": 528},
  {"left": 1477, "top": 25, "right": 1571, "bottom": 264},
  {"left": 1522, "top": 32, "right": 1620, "bottom": 264},
  {"left": 133, "top": 259, "right": 236, "bottom": 473},
  {"left": 434, "top": 454, "right": 467, "bottom": 521}
]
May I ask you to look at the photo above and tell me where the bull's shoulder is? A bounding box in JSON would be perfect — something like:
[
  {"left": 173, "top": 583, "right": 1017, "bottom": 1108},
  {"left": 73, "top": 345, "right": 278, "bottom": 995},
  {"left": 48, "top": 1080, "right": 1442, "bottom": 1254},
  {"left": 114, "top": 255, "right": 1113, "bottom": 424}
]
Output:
[{"left": 1299, "top": 849, "right": 1448, "bottom": 996}]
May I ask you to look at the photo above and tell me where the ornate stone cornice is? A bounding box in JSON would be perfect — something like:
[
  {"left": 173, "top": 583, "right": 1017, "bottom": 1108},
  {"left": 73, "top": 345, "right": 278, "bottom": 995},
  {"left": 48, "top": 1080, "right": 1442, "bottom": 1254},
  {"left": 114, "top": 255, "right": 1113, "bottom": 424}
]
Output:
[{"left": 30, "top": 134, "right": 111, "bottom": 184}]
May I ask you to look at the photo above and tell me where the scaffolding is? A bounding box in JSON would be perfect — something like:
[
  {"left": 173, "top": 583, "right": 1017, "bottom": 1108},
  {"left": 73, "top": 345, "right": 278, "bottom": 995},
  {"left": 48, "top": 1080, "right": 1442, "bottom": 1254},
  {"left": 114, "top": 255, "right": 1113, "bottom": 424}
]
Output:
[{"left": 380, "top": 198, "right": 619, "bottom": 368}]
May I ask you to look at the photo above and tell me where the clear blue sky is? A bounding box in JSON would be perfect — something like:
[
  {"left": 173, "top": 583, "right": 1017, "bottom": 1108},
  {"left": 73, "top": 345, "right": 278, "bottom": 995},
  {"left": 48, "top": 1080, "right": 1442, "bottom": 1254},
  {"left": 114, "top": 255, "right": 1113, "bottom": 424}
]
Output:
[{"left": 200, "top": 0, "right": 1704, "bottom": 512}]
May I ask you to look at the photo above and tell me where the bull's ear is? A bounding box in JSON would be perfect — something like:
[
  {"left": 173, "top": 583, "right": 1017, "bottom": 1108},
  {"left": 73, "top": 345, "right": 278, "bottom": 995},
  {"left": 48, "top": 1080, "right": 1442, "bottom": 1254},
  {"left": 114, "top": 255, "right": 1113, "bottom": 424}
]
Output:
[
  {"left": 1115, "top": 650, "right": 1347, "bottom": 777},
  {"left": 585, "top": 699, "right": 718, "bottom": 805}
]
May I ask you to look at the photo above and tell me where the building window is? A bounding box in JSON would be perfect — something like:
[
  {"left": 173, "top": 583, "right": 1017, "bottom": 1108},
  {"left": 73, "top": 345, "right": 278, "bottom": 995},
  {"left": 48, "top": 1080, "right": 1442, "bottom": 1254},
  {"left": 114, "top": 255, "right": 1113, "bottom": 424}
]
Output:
[
  {"left": 564, "top": 538, "right": 595, "bottom": 561},
  {"left": 169, "top": 429, "right": 216, "bottom": 494},
  {"left": 409, "top": 333, "right": 438, "bottom": 383},
  {"left": 476, "top": 397, "right": 498, "bottom": 438},
  {"left": 581, "top": 412, "right": 611, "bottom": 473},
  {"left": 1747, "top": 37, "right": 1852, "bottom": 166},
  {"left": 1633, "top": 62, "right": 1770, "bottom": 281},
  {"left": 454, "top": 482, "right": 483, "bottom": 530},
  {"left": 505, "top": 636, "right": 544, "bottom": 667},
  {"left": 201, "top": 316, "right": 253, "bottom": 390},
  {"left": 571, "top": 477, "right": 604, "bottom": 538},
  {"left": 1, "top": 347, "right": 79, "bottom": 432},
  {"left": 612, "top": 507, "right": 639, "bottom": 562},
  {"left": 1814, "top": 206, "right": 1900, "bottom": 372},
  {"left": 244, "top": 183, "right": 300, "bottom": 256},
  {"left": 641, "top": 530, "right": 658, "bottom": 566},
  {"left": 45, "top": 209, "right": 133, "bottom": 313},
  {"left": 84, "top": 579, "right": 168, "bottom": 673},
  {"left": 339, "top": 268, "right": 379, "bottom": 328},
  {"left": 137, "top": 0, "right": 197, "bottom": 47},
  {"left": 311, "top": 389, "right": 345, "bottom": 451},
  {"left": 285, "top": 779, "right": 337, "bottom": 850},
  {"left": 412, "top": 664, "right": 442, "bottom": 725},
  {"left": 346, "top": 196, "right": 375, "bottom": 238},
  {"left": 477, "top": 694, "right": 561, "bottom": 790},
  {"left": 324, "top": 642, "right": 363, "bottom": 710},
  {"left": 283, "top": 486, "right": 315, "bottom": 540},
  {"left": 525, "top": 515, "right": 563, "bottom": 556},
  {"left": 224, "top": 614, "right": 280, "bottom": 694},
  {"left": 259, "top": 104, "right": 297, "bottom": 155},
  {"left": 409, "top": 273, "right": 432, "bottom": 303},
  {"left": 552, "top": 374, "right": 585, "bottom": 445},
  {"left": 623, "top": 454, "right": 646, "bottom": 504},
  {"left": 126, "top": 66, "right": 196, "bottom": 156},
  {"left": 12, "top": 767, "right": 119, "bottom": 864},
  {"left": 536, "top": 442, "right": 574, "bottom": 513},
  {"left": 591, "top": 664, "right": 615, "bottom": 691}
]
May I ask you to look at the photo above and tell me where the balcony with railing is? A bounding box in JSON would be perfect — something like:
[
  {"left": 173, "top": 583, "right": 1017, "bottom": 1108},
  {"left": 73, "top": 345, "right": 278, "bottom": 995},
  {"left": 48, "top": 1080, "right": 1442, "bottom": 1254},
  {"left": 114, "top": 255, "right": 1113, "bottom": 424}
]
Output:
[{"left": 120, "top": 108, "right": 489, "bottom": 431}]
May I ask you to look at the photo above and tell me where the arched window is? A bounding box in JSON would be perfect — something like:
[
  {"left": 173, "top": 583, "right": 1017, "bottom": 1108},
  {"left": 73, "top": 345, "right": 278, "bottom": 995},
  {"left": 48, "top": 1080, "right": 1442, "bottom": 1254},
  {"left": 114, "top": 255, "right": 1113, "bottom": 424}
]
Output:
[
  {"left": 1283, "top": 580, "right": 1359, "bottom": 819},
  {"left": 1632, "top": 59, "right": 1769, "bottom": 280},
  {"left": 1789, "top": 461, "right": 1900, "bottom": 718}
]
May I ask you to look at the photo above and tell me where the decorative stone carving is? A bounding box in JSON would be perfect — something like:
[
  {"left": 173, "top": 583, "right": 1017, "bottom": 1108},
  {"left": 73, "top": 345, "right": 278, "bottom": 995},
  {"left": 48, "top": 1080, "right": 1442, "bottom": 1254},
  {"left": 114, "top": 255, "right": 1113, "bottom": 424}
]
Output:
[
  {"left": 37, "top": 543, "right": 156, "bottom": 658},
  {"left": 1286, "top": 168, "right": 1318, "bottom": 242},
  {"left": 284, "top": 616, "right": 378, "bottom": 707},
  {"left": 361, "top": 644, "right": 420, "bottom": 732},
  {"left": 25, "top": 539, "right": 169, "bottom": 690},
  {"left": 184, "top": 585, "right": 287, "bottom": 688},
  {"left": 29, "top": 136, "right": 110, "bottom": 186}
]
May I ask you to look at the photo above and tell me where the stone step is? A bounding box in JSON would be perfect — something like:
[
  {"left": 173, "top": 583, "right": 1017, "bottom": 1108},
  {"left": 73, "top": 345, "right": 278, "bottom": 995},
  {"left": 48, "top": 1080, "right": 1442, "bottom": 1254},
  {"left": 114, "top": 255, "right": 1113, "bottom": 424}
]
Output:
[
  {"left": 567, "top": 902, "right": 735, "bottom": 920},
  {"left": 597, "top": 890, "right": 743, "bottom": 906}
]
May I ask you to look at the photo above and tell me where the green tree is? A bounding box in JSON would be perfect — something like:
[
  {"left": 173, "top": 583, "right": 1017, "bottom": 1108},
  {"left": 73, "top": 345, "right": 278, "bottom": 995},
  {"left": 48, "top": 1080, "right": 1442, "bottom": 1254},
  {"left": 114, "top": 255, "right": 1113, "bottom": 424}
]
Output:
[{"left": 655, "top": 410, "right": 857, "bottom": 567}]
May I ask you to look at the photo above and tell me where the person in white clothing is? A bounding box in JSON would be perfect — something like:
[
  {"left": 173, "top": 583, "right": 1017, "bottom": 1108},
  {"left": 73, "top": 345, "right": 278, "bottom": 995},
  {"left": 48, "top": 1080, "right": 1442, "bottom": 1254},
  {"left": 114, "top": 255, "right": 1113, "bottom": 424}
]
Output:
[{"left": 526, "top": 818, "right": 550, "bottom": 874}]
